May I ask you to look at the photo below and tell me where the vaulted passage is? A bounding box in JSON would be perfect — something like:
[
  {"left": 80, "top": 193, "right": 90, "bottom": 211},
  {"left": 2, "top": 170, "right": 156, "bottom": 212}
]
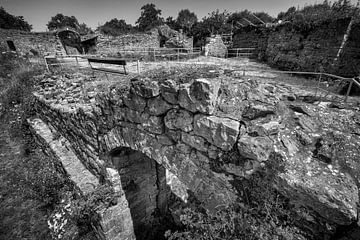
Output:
[{"left": 110, "top": 147, "right": 174, "bottom": 240}]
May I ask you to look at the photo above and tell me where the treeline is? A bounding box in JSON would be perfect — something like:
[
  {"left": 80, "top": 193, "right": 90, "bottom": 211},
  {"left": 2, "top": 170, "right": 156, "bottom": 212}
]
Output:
[
  {"left": 0, "top": 0, "right": 359, "bottom": 44},
  {"left": 0, "top": 7, "right": 32, "bottom": 31}
]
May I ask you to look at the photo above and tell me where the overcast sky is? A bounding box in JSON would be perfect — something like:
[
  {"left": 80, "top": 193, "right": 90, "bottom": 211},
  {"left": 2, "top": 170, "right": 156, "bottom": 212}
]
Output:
[{"left": 1, "top": 0, "right": 358, "bottom": 31}]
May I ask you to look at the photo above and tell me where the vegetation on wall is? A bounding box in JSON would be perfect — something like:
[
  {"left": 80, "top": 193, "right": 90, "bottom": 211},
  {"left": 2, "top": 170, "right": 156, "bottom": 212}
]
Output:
[{"left": 277, "top": 0, "right": 359, "bottom": 32}]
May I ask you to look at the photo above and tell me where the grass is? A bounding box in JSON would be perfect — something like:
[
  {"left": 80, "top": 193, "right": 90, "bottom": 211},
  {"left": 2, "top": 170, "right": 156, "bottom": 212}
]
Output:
[{"left": 0, "top": 52, "right": 73, "bottom": 239}]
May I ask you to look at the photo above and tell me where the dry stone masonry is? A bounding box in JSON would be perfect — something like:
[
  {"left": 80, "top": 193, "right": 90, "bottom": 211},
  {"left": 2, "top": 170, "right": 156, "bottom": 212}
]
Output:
[{"left": 29, "top": 67, "right": 360, "bottom": 239}]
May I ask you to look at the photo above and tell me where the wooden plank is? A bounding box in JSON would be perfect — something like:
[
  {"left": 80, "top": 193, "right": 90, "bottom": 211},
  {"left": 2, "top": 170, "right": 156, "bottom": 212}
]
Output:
[
  {"left": 87, "top": 57, "right": 127, "bottom": 65},
  {"left": 91, "top": 67, "right": 127, "bottom": 75}
]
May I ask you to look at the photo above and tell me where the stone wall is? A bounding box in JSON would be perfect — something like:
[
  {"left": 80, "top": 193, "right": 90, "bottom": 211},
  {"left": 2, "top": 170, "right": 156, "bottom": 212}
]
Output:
[
  {"left": 233, "top": 18, "right": 360, "bottom": 77},
  {"left": 96, "top": 31, "right": 160, "bottom": 57},
  {"left": 29, "top": 68, "right": 360, "bottom": 239},
  {"left": 96, "top": 25, "right": 193, "bottom": 57},
  {"left": 0, "top": 29, "right": 60, "bottom": 55}
]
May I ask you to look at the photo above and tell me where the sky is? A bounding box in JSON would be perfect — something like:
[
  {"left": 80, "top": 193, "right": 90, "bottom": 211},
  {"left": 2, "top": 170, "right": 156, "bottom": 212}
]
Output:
[{"left": 1, "top": 0, "right": 358, "bottom": 32}]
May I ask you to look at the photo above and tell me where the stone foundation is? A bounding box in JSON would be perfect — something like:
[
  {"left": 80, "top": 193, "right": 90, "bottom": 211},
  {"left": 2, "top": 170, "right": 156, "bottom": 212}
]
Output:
[{"left": 29, "top": 67, "right": 360, "bottom": 239}]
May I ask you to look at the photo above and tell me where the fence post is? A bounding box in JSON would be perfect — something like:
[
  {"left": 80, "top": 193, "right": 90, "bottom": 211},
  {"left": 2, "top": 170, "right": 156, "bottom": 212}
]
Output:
[
  {"left": 137, "top": 60, "right": 140, "bottom": 74},
  {"left": 315, "top": 73, "right": 322, "bottom": 98},
  {"left": 344, "top": 80, "right": 354, "bottom": 103},
  {"left": 177, "top": 49, "right": 180, "bottom": 62},
  {"left": 153, "top": 48, "right": 156, "bottom": 62},
  {"left": 75, "top": 56, "right": 79, "bottom": 68}
]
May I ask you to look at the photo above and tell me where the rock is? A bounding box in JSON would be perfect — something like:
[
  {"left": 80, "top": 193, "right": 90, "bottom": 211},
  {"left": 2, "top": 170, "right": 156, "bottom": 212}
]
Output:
[
  {"left": 148, "top": 96, "right": 173, "bottom": 116},
  {"left": 181, "top": 132, "right": 208, "bottom": 152},
  {"left": 160, "top": 79, "right": 179, "bottom": 104},
  {"left": 131, "top": 79, "right": 160, "bottom": 98},
  {"left": 193, "top": 115, "right": 240, "bottom": 151},
  {"left": 237, "top": 134, "right": 274, "bottom": 161},
  {"left": 178, "top": 78, "right": 220, "bottom": 114},
  {"left": 242, "top": 103, "right": 276, "bottom": 120},
  {"left": 278, "top": 157, "right": 359, "bottom": 226},
  {"left": 123, "top": 92, "right": 146, "bottom": 112},
  {"left": 140, "top": 115, "right": 164, "bottom": 135},
  {"left": 164, "top": 109, "right": 193, "bottom": 132}
]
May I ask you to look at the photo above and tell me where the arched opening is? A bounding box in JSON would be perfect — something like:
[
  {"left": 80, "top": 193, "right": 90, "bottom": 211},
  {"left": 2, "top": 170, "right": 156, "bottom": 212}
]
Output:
[{"left": 110, "top": 147, "right": 184, "bottom": 240}]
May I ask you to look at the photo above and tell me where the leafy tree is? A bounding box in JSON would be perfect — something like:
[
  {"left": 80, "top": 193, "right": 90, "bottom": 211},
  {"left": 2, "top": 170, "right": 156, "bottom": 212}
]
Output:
[
  {"left": 78, "top": 23, "right": 93, "bottom": 35},
  {"left": 176, "top": 9, "right": 197, "bottom": 34},
  {"left": 201, "top": 9, "right": 231, "bottom": 35},
  {"left": 165, "top": 16, "right": 179, "bottom": 31},
  {"left": 98, "top": 18, "right": 133, "bottom": 36},
  {"left": 136, "top": 3, "right": 163, "bottom": 31},
  {"left": 47, "top": 13, "right": 92, "bottom": 35},
  {"left": 228, "top": 10, "right": 274, "bottom": 27},
  {"left": 0, "top": 7, "right": 32, "bottom": 31},
  {"left": 190, "top": 10, "right": 231, "bottom": 47},
  {"left": 47, "top": 13, "right": 80, "bottom": 31}
]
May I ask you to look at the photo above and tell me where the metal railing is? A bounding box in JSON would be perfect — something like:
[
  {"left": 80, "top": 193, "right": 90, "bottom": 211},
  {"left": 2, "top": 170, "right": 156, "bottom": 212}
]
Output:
[
  {"left": 240, "top": 68, "right": 360, "bottom": 103},
  {"left": 115, "top": 47, "right": 202, "bottom": 62},
  {"left": 227, "top": 48, "right": 255, "bottom": 58}
]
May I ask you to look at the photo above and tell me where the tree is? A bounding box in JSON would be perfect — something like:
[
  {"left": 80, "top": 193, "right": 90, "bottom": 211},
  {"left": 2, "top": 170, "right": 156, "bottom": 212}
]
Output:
[
  {"left": 47, "top": 13, "right": 80, "bottom": 31},
  {"left": 202, "top": 10, "right": 231, "bottom": 35},
  {"left": 0, "top": 7, "right": 32, "bottom": 31},
  {"left": 136, "top": 3, "right": 163, "bottom": 31},
  {"left": 98, "top": 18, "right": 133, "bottom": 36},
  {"left": 228, "top": 10, "right": 274, "bottom": 27},
  {"left": 47, "top": 14, "right": 92, "bottom": 35},
  {"left": 78, "top": 23, "right": 93, "bottom": 35},
  {"left": 165, "top": 16, "right": 179, "bottom": 30},
  {"left": 176, "top": 9, "right": 197, "bottom": 34}
]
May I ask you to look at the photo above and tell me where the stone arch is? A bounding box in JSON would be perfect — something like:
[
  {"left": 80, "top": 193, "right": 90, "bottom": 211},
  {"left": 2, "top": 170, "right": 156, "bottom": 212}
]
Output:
[{"left": 108, "top": 146, "right": 184, "bottom": 240}]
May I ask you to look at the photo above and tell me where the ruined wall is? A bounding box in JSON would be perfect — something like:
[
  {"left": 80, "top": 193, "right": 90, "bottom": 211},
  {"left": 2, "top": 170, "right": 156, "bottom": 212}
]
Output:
[
  {"left": 29, "top": 69, "right": 360, "bottom": 239},
  {"left": 233, "top": 18, "right": 360, "bottom": 77},
  {"left": 96, "top": 25, "right": 193, "bottom": 58},
  {"left": 0, "top": 29, "right": 60, "bottom": 55},
  {"left": 96, "top": 31, "right": 160, "bottom": 56}
]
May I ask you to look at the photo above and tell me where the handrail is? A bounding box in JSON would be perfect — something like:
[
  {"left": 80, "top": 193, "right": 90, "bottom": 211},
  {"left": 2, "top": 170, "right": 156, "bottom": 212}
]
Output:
[{"left": 240, "top": 68, "right": 358, "bottom": 103}]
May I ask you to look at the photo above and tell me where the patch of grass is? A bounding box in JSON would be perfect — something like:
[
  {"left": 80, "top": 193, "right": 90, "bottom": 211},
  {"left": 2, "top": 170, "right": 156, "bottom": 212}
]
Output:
[{"left": 0, "top": 53, "right": 75, "bottom": 239}]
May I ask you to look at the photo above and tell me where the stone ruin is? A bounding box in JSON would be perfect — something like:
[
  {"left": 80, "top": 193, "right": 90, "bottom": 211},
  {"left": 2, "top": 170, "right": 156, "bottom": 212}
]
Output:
[
  {"left": 0, "top": 24, "right": 193, "bottom": 58},
  {"left": 204, "top": 35, "right": 227, "bottom": 58},
  {"left": 28, "top": 66, "right": 360, "bottom": 239}
]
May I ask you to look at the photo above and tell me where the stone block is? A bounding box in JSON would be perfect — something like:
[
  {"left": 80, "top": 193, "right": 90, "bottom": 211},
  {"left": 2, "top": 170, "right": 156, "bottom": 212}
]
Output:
[
  {"left": 178, "top": 78, "right": 220, "bottom": 114},
  {"left": 147, "top": 96, "right": 173, "bottom": 116},
  {"left": 160, "top": 79, "right": 178, "bottom": 104},
  {"left": 193, "top": 115, "right": 240, "bottom": 151},
  {"left": 164, "top": 109, "right": 193, "bottom": 132}
]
